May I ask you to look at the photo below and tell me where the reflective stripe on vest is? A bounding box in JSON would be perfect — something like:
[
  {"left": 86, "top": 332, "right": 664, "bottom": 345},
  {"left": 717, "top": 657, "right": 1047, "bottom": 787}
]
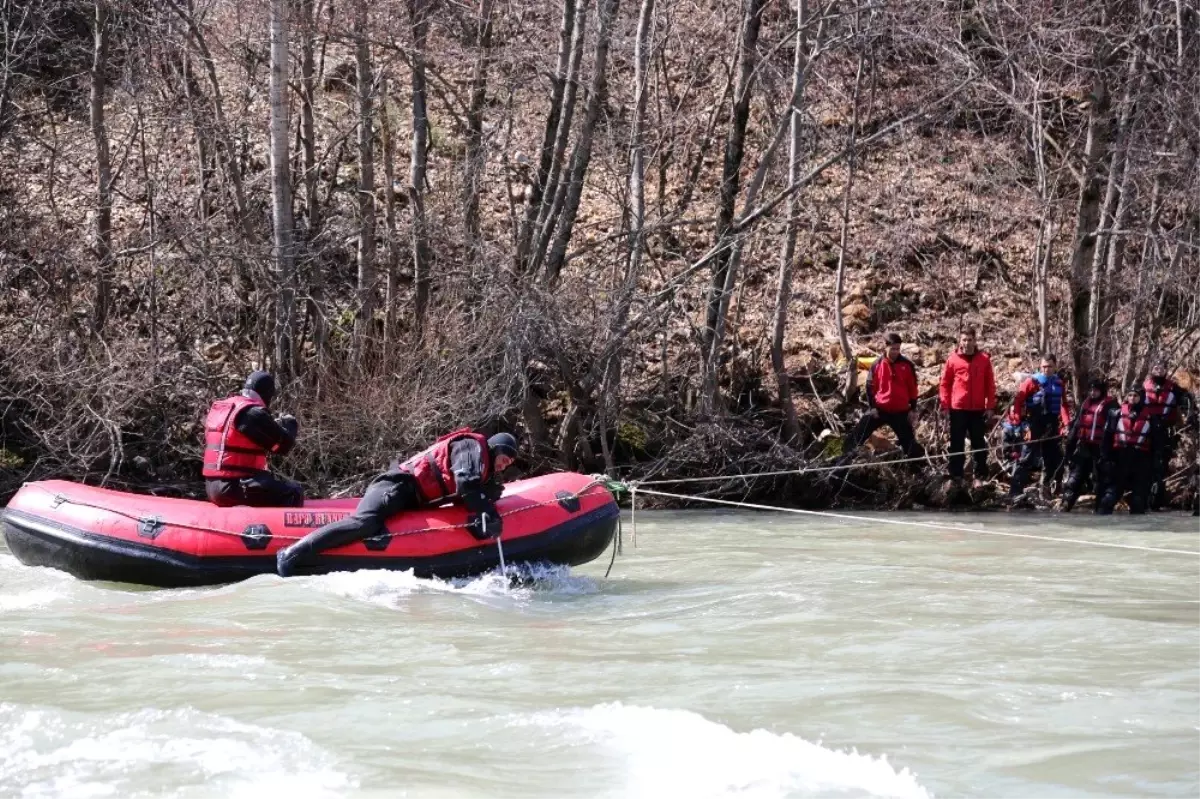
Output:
[
  {"left": 1142, "top": 379, "right": 1177, "bottom": 418},
  {"left": 1078, "top": 397, "right": 1113, "bottom": 445},
  {"left": 397, "top": 428, "right": 492, "bottom": 504},
  {"left": 1114, "top": 405, "right": 1153, "bottom": 452},
  {"left": 202, "top": 394, "right": 269, "bottom": 478}
]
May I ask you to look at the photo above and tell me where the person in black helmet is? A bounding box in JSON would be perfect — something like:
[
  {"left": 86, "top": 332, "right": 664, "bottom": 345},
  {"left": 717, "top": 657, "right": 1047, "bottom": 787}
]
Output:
[
  {"left": 202, "top": 371, "right": 304, "bottom": 507},
  {"left": 276, "top": 429, "right": 518, "bottom": 577},
  {"left": 1060, "top": 378, "right": 1118, "bottom": 512}
]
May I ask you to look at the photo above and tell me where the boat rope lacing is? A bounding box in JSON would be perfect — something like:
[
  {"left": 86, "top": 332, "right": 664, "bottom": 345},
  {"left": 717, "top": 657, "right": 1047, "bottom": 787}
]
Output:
[{"left": 26, "top": 480, "right": 616, "bottom": 544}]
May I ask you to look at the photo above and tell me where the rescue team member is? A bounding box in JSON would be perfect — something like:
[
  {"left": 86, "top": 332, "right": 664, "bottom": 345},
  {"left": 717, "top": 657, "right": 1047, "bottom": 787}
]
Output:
[
  {"left": 203, "top": 371, "right": 303, "bottom": 508},
  {"left": 1098, "top": 388, "right": 1162, "bottom": 515},
  {"left": 844, "top": 333, "right": 923, "bottom": 459},
  {"left": 1007, "top": 354, "right": 1073, "bottom": 501},
  {"left": 276, "top": 430, "right": 518, "bottom": 577},
  {"left": 1141, "top": 361, "right": 1196, "bottom": 510},
  {"left": 1060, "top": 378, "right": 1118, "bottom": 512},
  {"left": 938, "top": 328, "right": 996, "bottom": 489}
]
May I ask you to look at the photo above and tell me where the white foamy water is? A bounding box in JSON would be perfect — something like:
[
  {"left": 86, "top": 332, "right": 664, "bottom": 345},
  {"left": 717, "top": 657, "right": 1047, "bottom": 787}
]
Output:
[
  {"left": 0, "top": 704, "right": 353, "bottom": 799},
  {"left": 2, "top": 509, "right": 1197, "bottom": 797},
  {"left": 519, "top": 703, "right": 930, "bottom": 799}
]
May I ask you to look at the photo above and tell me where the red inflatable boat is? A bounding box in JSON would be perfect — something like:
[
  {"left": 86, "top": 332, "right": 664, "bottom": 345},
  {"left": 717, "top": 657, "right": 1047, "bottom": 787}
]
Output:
[{"left": 2, "top": 473, "right": 618, "bottom": 588}]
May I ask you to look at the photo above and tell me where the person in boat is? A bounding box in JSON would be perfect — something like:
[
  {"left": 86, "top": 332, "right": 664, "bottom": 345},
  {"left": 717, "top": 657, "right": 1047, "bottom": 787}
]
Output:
[
  {"left": 1006, "top": 354, "right": 1073, "bottom": 503},
  {"left": 1060, "top": 378, "right": 1118, "bottom": 512},
  {"left": 938, "top": 327, "right": 996, "bottom": 489},
  {"left": 843, "top": 332, "right": 924, "bottom": 462},
  {"left": 1141, "top": 361, "right": 1196, "bottom": 510},
  {"left": 1097, "top": 387, "right": 1163, "bottom": 515},
  {"left": 203, "top": 371, "right": 304, "bottom": 508},
  {"left": 275, "top": 430, "right": 519, "bottom": 577}
]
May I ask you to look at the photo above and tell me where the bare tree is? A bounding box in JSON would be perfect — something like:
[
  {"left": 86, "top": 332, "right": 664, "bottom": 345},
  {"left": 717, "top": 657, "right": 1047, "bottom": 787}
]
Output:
[
  {"left": 269, "top": 0, "right": 296, "bottom": 378},
  {"left": 353, "top": 0, "right": 377, "bottom": 365},
  {"left": 542, "top": 0, "right": 622, "bottom": 285},
  {"left": 463, "top": 0, "right": 496, "bottom": 272},
  {"left": 408, "top": 0, "right": 432, "bottom": 336},
  {"left": 770, "top": 0, "right": 815, "bottom": 445},
  {"left": 90, "top": 0, "right": 113, "bottom": 334},
  {"left": 700, "top": 0, "right": 766, "bottom": 381}
]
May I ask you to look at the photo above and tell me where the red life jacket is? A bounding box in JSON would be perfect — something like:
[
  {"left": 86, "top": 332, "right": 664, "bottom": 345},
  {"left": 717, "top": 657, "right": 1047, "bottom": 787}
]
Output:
[
  {"left": 397, "top": 428, "right": 492, "bottom": 504},
  {"left": 1142, "top": 378, "right": 1180, "bottom": 424},
  {"left": 202, "top": 393, "right": 269, "bottom": 478},
  {"left": 1113, "top": 403, "right": 1154, "bottom": 453},
  {"left": 1077, "top": 396, "right": 1115, "bottom": 446}
]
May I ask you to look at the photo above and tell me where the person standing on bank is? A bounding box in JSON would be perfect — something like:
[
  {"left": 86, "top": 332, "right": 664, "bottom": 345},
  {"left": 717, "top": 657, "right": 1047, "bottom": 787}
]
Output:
[
  {"left": 1060, "top": 378, "right": 1118, "bottom": 512},
  {"left": 276, "top": 429, "right": 518, "bottom": 577},
  {"left": 1007, "top": 354, "right": 1073, "bottom": 502},
  {"left": 1098, "top": 388, "right": 1162, "bottom": 515},
  {"left": 844, "top": 333, "right": 924, "bottom": 460},
  {"left": 938, "top": 328, "right": 996, "bottom": 489},
  {"left": 1141, "top": 360, "right": 1197, "bottom": 510},
  {"left": 203, "top": 371, "right": 304, "bottom": 508}
]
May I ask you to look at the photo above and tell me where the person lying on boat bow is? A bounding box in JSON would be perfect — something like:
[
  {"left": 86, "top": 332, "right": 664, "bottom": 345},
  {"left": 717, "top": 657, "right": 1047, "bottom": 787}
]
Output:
[
  {"left": 275, "top": 430, "right": 519, "bottom": 577},
  {"left": 203, "top": 371, "right": 304, "bottom": 508}
]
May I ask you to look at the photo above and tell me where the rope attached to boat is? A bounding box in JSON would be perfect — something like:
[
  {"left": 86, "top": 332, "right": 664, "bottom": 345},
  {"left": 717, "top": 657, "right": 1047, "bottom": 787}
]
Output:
[{"left": 614, "top": 484, "right": 1200, "bottom": 557}]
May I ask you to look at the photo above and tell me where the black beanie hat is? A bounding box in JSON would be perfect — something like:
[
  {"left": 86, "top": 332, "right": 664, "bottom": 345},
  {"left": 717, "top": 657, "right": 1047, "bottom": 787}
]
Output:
[
  {"left": 487, "top": 432, "right": 518, "bottom": 458},
  {"left": 244, "top": 370, "right": 276, "bottom": 406}
]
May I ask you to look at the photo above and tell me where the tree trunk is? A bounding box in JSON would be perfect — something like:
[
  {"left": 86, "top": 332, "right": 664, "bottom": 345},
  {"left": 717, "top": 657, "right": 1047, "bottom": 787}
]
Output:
[
  {"left": 699, "top": 100, "right": 792, "bottom": 414},
  {"left": 408, "top": 0, "right": 432, "bottom": 337},
  {"left": 542, "top": 0, "right": 622, "bottom": 284},
  {"left": 353, "top": 0, "right": 377, "bottom": 365},
  {"left": 596, "top": 0, "right": 656, "bottom": 473},
  {"left": 701, "top": 0, "right": 766, "bottom": 359},
  {"left": 90, "top": 0, "right": 113, "bottom": 334},
  {"left": 514, "top": 0, "right": 577, "bottom": 271},
  {"left": 834, "top": 54, "right": 865, "bottom": 403},
  {"left": 380, "top": 76, "right": 400, "bottom": 352},
  {"left": 463, "top": 0, "right": 496, "bottom": 277},
  {"left": 1066, "top": 34, "right": 1114, "bottom": 400},
  {"left": 300, "top": 0, "right": 325, "bottom": 357},
  {"left": 269, "top": 0, "right": 296, "bottom": 380},
  {"left": 1087, "top": 43, "right": 1142, "bottom": 369},
  {"left": 770, "top": 0, "right": 810, "bottom": 446},
  {"left": 527, "top": 0, "right": 591, "bottom": 275}
]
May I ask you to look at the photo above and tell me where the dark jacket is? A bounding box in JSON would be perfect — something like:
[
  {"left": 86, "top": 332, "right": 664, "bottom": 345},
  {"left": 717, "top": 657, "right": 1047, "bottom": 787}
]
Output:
[{"left": 234, "top": 405, "right": 298, "bottom": 458}]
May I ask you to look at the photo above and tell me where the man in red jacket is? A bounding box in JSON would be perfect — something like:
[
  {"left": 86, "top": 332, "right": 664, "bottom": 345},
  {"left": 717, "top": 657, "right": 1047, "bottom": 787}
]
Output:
[
  {"left": 845, "top": 333, "right": 923, "bottom": 459},
  {"left": 938, "top": 328, "right": 996, "bottom": 488}
]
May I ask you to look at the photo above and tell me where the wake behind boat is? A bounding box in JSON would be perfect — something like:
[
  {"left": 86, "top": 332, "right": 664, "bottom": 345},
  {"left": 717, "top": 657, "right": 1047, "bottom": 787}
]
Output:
[{"left": 2, "top": 473, "right": 618, "bottom": 588}]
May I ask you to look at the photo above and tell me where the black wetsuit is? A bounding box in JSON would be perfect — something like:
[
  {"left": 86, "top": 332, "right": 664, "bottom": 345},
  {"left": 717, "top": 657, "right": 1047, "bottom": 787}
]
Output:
[
  {"left": 205, "top": 408, "right": 303, "bottom": 507},
  {"left": 1098, "top": 408, "right": 1163, "bottom": 515},
  {"left": 276, "top": 438, "right": 504, "bottom": 575}
]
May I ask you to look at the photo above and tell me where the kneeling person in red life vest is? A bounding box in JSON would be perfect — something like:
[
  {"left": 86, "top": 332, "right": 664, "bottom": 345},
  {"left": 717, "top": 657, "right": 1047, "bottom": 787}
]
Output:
[
  {"left": 1098, "top": 388, "right": 1163, "bottom": 515},
  {"left": 203, "top": 371, "right": 304, "bottom": 508},
  {"left": 275, "top": 430, "right": 518, "bottom": 577},
  {"left": 1060, "top": 378, "right": 1118, "bottom": 512}
]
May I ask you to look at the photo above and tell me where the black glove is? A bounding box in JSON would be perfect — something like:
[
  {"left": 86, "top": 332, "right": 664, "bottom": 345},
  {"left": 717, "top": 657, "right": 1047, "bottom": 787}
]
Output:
[
  {"left": 278, "top": 414, "right": 299, "bottom": 437},
  {"left": 481, "top": 479, "right": 504, "bottom": 504},
  {"left": 465, "top": 510, "right": 502, "bottom": 540}
]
